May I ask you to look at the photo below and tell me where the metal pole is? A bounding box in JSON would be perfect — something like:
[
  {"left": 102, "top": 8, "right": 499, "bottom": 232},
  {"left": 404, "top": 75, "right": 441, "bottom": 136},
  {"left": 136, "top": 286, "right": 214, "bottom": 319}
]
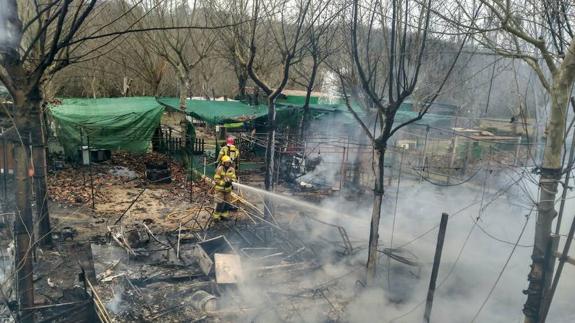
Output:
[
  {"left": 339, "top": 147, "right": 346, "bottom": 192},
  {"left": 87, "top": 135, "right": 95, "bottom": 209},
  {"left": 80, "top": 127, "right": 86, "bottom": 185},
  {"left": 3, "top": 134, "right": 7, "bottom": 201},
  {"left": 424, "top": 213, "right": 449, "bottom": 323},
  {"left": 189, "top": 154, "right": 193, "bottom": 203},
  {"left": 420, "top": 125, "right": 430, "bottom": 182}
]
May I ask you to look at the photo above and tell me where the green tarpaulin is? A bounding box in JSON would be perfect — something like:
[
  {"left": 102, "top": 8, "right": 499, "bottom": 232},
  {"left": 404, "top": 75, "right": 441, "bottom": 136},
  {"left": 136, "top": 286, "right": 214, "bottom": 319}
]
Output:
[
  {"left": 156, "top": 97, "right": 456, "bottom": 130},
  {"left": 49, "top": 97, "right": 164, "bottom": 156},
  {"left": 157, "top": 97, "right": 272, "bottom": 125},
  {"left": 278, "top": 95, "right": 319, "bottom": 105},
  {"left": 156, "top": 97, "right": 312, "bottom": 126}
]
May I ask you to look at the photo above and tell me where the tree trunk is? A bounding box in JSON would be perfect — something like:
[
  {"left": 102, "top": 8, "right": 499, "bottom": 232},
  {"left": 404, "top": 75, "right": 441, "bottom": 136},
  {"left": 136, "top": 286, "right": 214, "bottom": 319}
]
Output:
[
  {"left": 234, "top": 62, "right": 248, "bottom": 100},
  {"left": 12, "top": 91, "right": 36, "bottom": 323},
  {"left": 31, "top": 99, "right": 52, "bottom": 247},
  {"left": 523, "top": 76, "right": 573, "bottom": 323},
  {"left": 152, "top": 79, "right": 161, "bottom": 97},
  {"left": 366, "top": 146, "right": 385, "bottom": 285},
  {"left": 299, "top": 57, "right": 319, "bottom": 139},
  {"left": 178, "top": 76, "right": 192, "bottom": 110},
  {"left": 303, "top": 57, "right": 319, "bottom": 112},
  {"left": 90, "top": 76, "right": 97, "bottom": 99}
]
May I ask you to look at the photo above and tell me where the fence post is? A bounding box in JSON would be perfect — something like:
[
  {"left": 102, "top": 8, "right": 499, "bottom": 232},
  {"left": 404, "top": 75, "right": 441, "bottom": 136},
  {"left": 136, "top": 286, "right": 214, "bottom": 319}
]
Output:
[{"left": 424, "top": 213, "right": 449, "bottom": 323}]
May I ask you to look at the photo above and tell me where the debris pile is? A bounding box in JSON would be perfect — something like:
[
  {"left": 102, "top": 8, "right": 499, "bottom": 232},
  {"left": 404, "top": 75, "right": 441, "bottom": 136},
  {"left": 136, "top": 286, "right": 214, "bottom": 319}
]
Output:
[
  {"left": 48, "top": 152, "right": 190, "bottom": 205},
  {"left": 87, "top": 211, "right": 367, "bottom": 322}
]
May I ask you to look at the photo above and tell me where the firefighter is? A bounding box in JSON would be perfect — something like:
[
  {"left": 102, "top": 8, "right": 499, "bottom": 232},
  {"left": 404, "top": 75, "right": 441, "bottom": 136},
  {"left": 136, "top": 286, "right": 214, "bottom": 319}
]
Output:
[
  {"left": 213, "top": 155, "right": 237, "bottom": 220},
  {"left": 217, "top": 136, "right": 240, "bottom": 168}
]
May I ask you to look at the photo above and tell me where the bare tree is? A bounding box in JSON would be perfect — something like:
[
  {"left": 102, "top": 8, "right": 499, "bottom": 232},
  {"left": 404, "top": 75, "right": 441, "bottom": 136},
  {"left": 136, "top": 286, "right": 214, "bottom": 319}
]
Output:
[
  {"left": 194, "top": 0, "right": 334, "bottom": 220},
  {"left": 0, "top": 1, "right": 249, "bottom": 318},
  {"left": 243, "top": 0, "right": 346, "bottom": 224},
  {"left": 0, "top": 1, "right": 102, "bottom": 318},
  {"left": 206, "top": 0, "right": 285, "bottom": 100},
  {"left": 130, "top": 0, "right": 216, "bottom": 108},
  {"left": 291, "top": 0, "right": 342, "bottom": 134},
  {"left": 440, "top": 1, "right": 575, "bottom": 321},
  {"left": 337, "top": 0, "right": 470, "bottom": 285}
]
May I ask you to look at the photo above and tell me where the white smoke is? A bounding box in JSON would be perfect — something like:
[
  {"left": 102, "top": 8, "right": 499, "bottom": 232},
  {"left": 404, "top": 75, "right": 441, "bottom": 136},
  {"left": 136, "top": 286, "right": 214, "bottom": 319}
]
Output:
[
  {"left": 237, "top": 165, "right": 575, "bottom": 322},
  {"left": 0, "top": 0, "right": 19, "bottom": 52}
]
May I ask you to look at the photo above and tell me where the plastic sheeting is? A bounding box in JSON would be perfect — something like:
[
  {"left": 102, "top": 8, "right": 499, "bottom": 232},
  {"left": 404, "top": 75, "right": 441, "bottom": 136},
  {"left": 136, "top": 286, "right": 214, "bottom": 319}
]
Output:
[{"left": 49, "top": 97, "right": 164, "bottom": 156}]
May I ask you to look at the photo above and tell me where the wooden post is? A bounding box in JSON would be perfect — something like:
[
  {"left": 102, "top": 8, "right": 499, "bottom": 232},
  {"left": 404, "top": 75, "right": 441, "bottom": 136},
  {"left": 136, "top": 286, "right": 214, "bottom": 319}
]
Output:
[
  {"left": 424, "top": 213, "right": 449, "bottom": 323},
  {"left": 447, "top": 135, "right": 459, "bottom": 185}
]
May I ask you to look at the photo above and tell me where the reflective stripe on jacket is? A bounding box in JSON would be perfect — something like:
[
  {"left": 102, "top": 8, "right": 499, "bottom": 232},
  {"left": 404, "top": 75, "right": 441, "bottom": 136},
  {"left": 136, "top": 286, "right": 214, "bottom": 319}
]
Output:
[
  {"left": 214, "top": 165, "right": 237, "bottom": 192},
  {"left": 217, "top": 145, "right": 239, "bottom": 163}
]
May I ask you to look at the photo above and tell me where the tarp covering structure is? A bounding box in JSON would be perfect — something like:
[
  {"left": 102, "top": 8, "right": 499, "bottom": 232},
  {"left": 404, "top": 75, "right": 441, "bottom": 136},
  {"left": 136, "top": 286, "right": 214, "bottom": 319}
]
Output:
[
  {"left": 157, "top": 96, "right": 457, "bottom": 130},
  {"left": 277, "top": 95, "right": 320, "bottom": 105},
  {"left": 49, "top": 97, "right": 164, "bottom": 156},
  {"left": 157, "top": 97, "right": 274, "bottom": 125}
]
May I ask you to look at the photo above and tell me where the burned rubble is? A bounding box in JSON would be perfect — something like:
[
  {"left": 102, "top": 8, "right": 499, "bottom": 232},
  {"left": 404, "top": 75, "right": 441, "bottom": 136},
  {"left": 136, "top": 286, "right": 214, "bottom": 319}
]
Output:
[{"left": 15, "top": 147, "right": 385, "bottom": 322}]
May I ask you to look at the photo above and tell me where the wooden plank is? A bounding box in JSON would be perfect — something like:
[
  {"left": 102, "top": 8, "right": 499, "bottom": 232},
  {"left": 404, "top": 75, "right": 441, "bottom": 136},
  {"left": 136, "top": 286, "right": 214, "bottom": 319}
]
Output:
[{"left": 214, "top": 253, "right": 243, "bottom": 284}]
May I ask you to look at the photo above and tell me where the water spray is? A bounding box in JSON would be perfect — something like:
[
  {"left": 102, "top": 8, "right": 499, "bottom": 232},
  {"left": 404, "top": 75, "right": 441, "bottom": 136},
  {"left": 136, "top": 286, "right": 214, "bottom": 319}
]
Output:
[{"left": 231, "top": 182, "right": 367, "bottom": 228}]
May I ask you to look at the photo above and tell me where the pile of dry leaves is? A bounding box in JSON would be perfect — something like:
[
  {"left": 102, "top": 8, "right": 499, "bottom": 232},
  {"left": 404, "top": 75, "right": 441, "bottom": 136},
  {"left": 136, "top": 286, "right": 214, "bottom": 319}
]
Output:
[{"left": 48, "top": 152, "right": 192, "bottom": 205}]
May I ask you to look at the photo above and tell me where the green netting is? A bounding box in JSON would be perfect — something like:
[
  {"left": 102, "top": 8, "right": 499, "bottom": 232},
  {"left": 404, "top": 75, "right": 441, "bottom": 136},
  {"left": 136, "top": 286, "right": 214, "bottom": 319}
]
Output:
[
  {"left": 277, "top": 95, "right": 319, "bottom": 105},
  {"left": 157, "top": 97, "right": 273, "bottom": 124},
  {"left": 49, "top": 97, "right": 164, "bottom": 156}
]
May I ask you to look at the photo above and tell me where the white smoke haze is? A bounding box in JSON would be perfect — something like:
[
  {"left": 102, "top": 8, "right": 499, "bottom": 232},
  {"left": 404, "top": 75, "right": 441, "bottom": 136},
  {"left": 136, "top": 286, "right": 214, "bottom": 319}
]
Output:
[
  {"left": 0, "top": 1, "right": 19, "bottom": 51},
  {"left": 243, "top": 167, "right": 575, "bottom": 323}
]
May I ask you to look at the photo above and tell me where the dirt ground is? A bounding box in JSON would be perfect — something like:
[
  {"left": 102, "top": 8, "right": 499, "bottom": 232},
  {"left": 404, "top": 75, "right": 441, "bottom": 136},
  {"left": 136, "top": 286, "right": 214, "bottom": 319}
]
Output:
[
  {"left": 47, "top": 152, "right": 222, "bottom": 240},
  {"left": 28, "top": 149, "right": 345, "bottom": 322}
]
